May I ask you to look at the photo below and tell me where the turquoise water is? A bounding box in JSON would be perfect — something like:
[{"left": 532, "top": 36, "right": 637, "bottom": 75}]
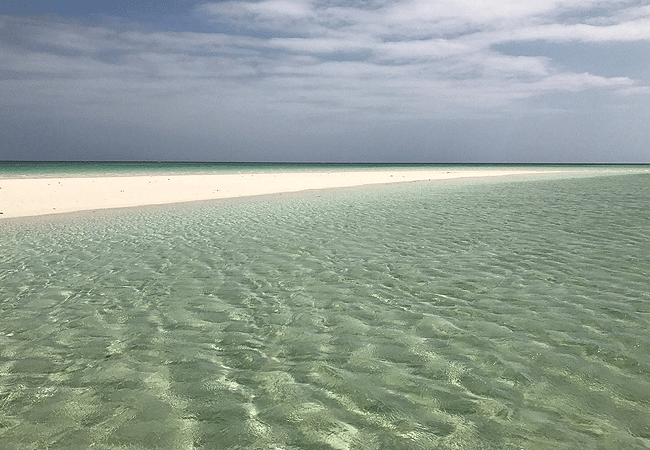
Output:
[
  {"left": 0, "top": 161, "right": 638, "bottom": 178},
  {"left": 0, "top": 161, "right": 449, "bottom": 178},
  {"left": 1, "top": 171, "right": 649, "bottom": 449},
  {"left": 0, "top": 161, "right": 290, "bottom": 178}
]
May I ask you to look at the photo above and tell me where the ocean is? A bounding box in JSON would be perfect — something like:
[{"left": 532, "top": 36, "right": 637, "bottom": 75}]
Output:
[
  {"left": 1, "top": 165, "right": 649, "bottom": 449},
  {"left": 0, "top": 161, "right": 624, "bottom": 178},
  {"left": 0, "top": 161, "right": 464, "bottom": 178}
]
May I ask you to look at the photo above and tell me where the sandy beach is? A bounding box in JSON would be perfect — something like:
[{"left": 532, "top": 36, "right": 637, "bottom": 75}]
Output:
[{"left": 0, "top": 167, "right": 603, "bottom": 220}]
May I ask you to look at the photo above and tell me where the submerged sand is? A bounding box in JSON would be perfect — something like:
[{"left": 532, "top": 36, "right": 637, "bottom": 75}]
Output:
[{"left": 0, "top": 167, "right": 618, "bottom": 220}]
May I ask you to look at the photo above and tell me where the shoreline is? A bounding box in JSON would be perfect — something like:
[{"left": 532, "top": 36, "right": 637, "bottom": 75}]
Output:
[{"left": 0, "top": 167, "right": 644, "bottom": 220}]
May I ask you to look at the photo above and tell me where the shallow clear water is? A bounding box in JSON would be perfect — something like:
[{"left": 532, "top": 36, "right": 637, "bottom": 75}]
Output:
[{"left": 1, "top": 172, "right": 649, "bottom": 449}]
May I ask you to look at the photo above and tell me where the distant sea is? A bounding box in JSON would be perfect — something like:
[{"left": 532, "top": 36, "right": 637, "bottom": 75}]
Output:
[
  {"left": 1, "top": 164, "right": 649, "bottom": 449},
  {"left": 1, "top": 160, "right": 641, "bottom": 178},
  {"left": 0, "top": 161, "right": 447, "bottom": 178}
]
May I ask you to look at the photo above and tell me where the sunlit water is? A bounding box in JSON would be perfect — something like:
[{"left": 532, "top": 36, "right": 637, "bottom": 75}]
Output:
[{"left": 1, "top": 171, "right": 649, "bottom": 449}]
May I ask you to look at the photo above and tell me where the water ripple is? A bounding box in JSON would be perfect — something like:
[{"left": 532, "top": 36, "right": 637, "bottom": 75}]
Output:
[{"left": 1, "top": 173, "right": 649, "bottom": 448}]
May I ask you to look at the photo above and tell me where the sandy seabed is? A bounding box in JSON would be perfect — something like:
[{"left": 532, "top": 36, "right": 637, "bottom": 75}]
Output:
[{"left": 0, "top": 167, "right": 610, "bottom": 220}]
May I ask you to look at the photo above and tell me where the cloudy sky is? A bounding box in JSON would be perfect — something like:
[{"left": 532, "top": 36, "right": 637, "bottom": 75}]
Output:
[{"left": 1, "top": 0, "right": 649, "bottom": 162}]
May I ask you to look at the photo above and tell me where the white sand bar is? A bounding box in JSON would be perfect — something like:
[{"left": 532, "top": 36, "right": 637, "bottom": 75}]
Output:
[{"left": 0, "top": 166, "right": 636, "bottom": 220}]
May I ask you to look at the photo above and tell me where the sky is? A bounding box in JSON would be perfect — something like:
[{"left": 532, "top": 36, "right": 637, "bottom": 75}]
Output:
[{"left": 1, "top": 0, "right": 649, "bottom": 163}]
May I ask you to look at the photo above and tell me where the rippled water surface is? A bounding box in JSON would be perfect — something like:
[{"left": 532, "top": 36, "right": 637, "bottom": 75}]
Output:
[{"left": 1, "top": 172, "right": 649, "bottom": 449}]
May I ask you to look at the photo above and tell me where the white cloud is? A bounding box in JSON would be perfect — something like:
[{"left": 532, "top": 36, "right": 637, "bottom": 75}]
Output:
[
  {"left": 532, "top": 72, "right": 634, "bottom": 91},
  {"left": 0, "top": 0, "right": 648, "bottom": 127},
  {"left": 376, "top": 39, "right": 475, "bottom": 60},
  {"left": 492, "top": 19, "right": 650, "bottom": 43},
  {"left": 205, "top": 0, "right": 313, "bottom": 19},
  {"left": 198, "top": 0, "right": 315, "bottom": 32},
  {"left": 266, "top": 35, "right": 373, "bottom": 53}
]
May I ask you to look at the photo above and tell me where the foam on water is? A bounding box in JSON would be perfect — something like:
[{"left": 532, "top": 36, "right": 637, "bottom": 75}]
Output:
[{"left": 1, "top": 171, "right": 649, "bottom": 449}]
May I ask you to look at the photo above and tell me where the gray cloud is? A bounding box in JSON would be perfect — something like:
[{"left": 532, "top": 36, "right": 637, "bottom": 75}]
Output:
[{"left": 0, "top": 0, "right": 649, "bottom": 162}]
